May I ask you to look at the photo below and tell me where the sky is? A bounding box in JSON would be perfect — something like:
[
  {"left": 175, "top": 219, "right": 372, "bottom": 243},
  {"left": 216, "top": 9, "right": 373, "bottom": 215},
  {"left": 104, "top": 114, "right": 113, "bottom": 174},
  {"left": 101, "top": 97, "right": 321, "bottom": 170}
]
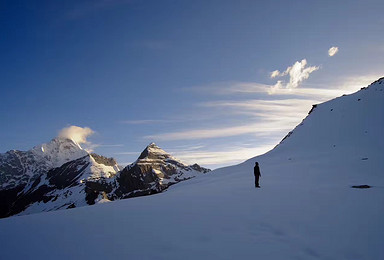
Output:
[{"left": 0, "top": 0, "right": 383, "bottom": 169}]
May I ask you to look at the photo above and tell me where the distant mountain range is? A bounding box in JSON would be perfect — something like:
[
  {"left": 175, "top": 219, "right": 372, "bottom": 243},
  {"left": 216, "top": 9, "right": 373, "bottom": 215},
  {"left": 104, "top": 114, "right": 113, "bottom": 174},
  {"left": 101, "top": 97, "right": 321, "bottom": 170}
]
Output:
[{"left": 0, "top": 140, "right": 210, "bottom": 218}]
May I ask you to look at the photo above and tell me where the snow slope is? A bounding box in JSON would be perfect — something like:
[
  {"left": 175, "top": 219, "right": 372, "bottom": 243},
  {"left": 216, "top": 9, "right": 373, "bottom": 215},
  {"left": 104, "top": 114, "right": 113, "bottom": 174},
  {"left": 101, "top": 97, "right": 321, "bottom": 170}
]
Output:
[{"left": 0, "top": 78, "right": 383, "bottom": 259}]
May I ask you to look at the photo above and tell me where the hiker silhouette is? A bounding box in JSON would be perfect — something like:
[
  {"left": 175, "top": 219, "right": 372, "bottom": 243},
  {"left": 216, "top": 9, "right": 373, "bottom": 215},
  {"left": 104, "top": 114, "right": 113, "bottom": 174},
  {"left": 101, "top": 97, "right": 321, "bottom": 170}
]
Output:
[{"left": 254, "top": 162, "right": 261, "bottom": 188}]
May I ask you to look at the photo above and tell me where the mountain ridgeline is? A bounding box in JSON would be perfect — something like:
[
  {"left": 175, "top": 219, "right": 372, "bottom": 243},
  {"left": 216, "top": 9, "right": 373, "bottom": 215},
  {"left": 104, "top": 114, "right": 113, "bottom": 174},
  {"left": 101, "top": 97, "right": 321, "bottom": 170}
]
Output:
[{"left": 0, "top": 141, "right": 210, "bottom": 218}]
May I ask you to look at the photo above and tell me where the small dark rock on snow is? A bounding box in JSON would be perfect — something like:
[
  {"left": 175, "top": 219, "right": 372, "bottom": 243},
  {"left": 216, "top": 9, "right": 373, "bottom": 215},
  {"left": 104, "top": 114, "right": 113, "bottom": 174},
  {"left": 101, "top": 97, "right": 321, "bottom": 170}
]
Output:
[{"left": 351, "top": 185, "right": 371, "bottom": 189}]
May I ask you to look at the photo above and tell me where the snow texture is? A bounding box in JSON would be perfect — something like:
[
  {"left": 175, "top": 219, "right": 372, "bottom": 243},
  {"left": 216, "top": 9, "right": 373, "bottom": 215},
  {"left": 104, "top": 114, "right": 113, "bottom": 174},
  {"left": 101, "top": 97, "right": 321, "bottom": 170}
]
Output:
[{"left": 0, "top": 78, "right": 384, "bottom": 259}]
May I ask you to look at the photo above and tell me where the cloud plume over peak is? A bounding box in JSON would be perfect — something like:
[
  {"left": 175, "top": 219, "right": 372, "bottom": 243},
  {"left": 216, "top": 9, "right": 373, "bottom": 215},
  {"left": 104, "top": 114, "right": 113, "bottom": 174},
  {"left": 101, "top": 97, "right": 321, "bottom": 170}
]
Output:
[{"left": 58, "top": 126, "right": 94, "bottom": 144}]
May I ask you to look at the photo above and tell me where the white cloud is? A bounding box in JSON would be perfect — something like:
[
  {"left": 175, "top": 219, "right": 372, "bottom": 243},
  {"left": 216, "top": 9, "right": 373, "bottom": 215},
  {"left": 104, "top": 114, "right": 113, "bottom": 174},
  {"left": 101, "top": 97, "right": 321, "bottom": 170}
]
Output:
[
  {"left": 144, "top": 124, "right": 266, "bottom": 141},
  {"left": 172, "top": 73, "right": 382, "bottom": 168},
  {"left": 214, "top": 79, "right": 366, "bottom": 99},
  {"left": 270, "top": 59, "right": 319, "bottom": 93},
  {"left": 269, "top": 80, "right": 284, "bottom": 94},
  {"left": 173, "top": 145, "right": 277, "bottom": 168},
  {"left": 184, "top": 81, "right": 342, "bottom": 98},
  {"left": 145, "top": 74, "right": 362, "bottom": 144},
  {"left": 58, "top": 125, "right": 94, "bottom": 144},
  {"left": 334, "top": 74, "right": 383, "bottom": 91},
  {"left": 270, "top": 70, "right": 281, "bottom": 78},
  {"left": 202, "top": 99, "right": 317, "bottom": 116},
  {"left": 144, "top": 97, "right": 318, "bottom": 142},
  {"left": 328, "top": 46, "right": 339, "bottom": 57},
  {"left": 285, "top": 59, "right": 319, "bottom": 89},
  {"left": 145, "top": 121, "right": 297, "bottom": 141}
]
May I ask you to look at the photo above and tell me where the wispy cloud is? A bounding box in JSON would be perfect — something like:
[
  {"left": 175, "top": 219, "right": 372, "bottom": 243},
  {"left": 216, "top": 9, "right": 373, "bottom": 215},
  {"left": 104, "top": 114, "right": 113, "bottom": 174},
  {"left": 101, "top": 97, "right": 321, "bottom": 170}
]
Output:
[
  {"left": 332, "top": 74, "right": 383, "bottom": 91},
  {"left": 185, "top": 80, "right": 355, "bottom": 101},
  {"left": 270, "top": 70, "right": 281, "bottom": 78},
  {"left": 186, "top": 60, "right": 322, "bottom": 96},
  {"left": 211, "top": 82, "right": 349, "bottom": 99},
  {"left": 172, "top": 144, "right": 277, "bottom": 168},
  {"left": 144, "top": 116, "right": 301, "bottom": 142},
  {"left": 270, "top": 59, "right": 320, "bottom": 93},
  {"left": 168, "top": 73, "right": 382, "bottom": 168},
  {"left": 145, "top": 75, "right": 365, "bottom": 142},
  {"left": 328, "top": 46, "right": 339, "bottom": 57},
  {"left": 140, "top": 48, "right": 380, "bottom": 168},
  {"left": 144, "top": 124, "right": 269, "bottom": 141},
  {"left": 201, "top": 99, "right": 317, "bottom": 117}
]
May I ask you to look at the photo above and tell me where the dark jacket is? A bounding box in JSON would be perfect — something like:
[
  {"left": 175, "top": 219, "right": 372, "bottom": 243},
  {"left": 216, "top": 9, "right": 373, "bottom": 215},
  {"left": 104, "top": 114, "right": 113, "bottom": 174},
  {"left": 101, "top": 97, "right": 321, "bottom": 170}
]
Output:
[{"left": 254, "top": 165, "right": 261, "bottom": 177}]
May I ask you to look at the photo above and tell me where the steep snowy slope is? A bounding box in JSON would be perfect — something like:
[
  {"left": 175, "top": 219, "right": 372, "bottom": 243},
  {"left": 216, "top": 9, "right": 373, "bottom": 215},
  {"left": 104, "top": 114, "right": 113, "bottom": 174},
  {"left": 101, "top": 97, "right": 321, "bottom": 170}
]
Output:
[
  {"left": 0, "top": 79, "right": 383, "bottom": 259},
  {"left": 263, "top": 77, "right": 384, "bottom": 185}
]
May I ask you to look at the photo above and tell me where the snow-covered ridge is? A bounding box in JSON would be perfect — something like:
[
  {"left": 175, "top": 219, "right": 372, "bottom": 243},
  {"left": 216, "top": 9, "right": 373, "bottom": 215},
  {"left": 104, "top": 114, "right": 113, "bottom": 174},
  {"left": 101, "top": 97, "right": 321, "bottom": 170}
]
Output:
[
  {"left": 0, "top": 137, "right": 89, "bottom": 190},
  {"left": 32, "top": 137, "right": 89, "bottom": 168},
  {"left": 88, "top": 154, "right": 120, "bottom": 179},
  {"left": 275, "top": 75, "right": 384, "bottom": 156}
]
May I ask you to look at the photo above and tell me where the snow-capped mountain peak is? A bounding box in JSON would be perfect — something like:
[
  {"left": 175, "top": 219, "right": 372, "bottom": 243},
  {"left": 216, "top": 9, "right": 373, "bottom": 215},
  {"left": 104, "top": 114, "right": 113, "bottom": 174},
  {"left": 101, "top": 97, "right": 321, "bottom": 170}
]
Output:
[
  {"left": 31, "top": 137, "right": 89, "bottom": 168},
  {"left": 110, "top": 143, "right": 210, "bottom": 199},
  {"left": 0, "top": 136, "right": 90, "bottom": 190},
  {"left": 138, "top": 142, "right": 177, "bottom": 161}
]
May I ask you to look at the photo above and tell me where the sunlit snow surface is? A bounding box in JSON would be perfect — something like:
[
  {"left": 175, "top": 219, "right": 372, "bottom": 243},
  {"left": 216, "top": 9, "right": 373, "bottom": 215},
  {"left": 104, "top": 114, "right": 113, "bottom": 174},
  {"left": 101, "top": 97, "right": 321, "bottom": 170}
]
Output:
[{"left": 0, "top": 79, "right": 384, "bottom": 259}]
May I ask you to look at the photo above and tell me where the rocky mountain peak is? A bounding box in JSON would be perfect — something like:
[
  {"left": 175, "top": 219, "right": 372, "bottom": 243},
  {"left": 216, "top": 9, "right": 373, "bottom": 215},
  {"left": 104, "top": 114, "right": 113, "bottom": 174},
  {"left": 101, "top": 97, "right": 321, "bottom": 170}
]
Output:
[
  {"left": 112, "top": 143, "right": 210, "bottom": 199},
  {"left": 90, "top": 153, "right": 118, "bottom": 167},
  {"left": 138, "top": 142, "right": 176, "bottom": 161}
]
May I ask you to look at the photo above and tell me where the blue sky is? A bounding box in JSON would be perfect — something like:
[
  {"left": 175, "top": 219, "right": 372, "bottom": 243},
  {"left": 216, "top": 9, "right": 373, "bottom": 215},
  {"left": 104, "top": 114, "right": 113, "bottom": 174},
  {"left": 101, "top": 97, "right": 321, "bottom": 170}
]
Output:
[{"left": 1, "top": 0, "right": 383, "bottom": 168}]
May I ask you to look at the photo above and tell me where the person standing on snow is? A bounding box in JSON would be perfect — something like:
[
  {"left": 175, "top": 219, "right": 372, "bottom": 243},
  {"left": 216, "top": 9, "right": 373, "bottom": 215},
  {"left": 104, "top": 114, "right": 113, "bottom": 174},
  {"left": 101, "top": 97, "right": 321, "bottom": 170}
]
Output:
[{"left": 254, "top": 162, "right": 261, "bottom": 188}]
